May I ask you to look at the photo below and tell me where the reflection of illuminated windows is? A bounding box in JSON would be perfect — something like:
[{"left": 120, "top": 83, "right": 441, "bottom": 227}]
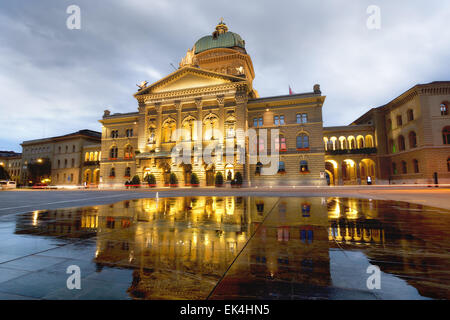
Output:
[
  {"left": 300, "top": 229, "right": 313, "bottom": 243},
  {"left": 255, "top": 256, "right": 267, "bottom": 263},
  {"left": 301, "top": 203, "right": 311, "bottom": 217},
  {"left": 277, "top": 227, "right": 289, "bottom": 241},
  {"left": 256, "top": 201, "right": 264, "bottom": 215},
  {"left": 106, "top": 217, "right": 115, "bottom": 229}
]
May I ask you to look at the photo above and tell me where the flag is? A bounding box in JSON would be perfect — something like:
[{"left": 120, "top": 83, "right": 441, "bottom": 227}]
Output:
[{"left": 289, "top": 86, "right": 294, "bottom": 95}]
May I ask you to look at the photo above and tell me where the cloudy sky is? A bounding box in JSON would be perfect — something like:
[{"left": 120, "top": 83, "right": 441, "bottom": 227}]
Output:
[{"left": 1, "top": 0, "right": 449, "bottom": 152}]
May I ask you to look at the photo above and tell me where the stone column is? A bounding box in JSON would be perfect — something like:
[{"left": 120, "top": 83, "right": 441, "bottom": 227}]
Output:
[
  {"left": 175, "top": 100, "right": 182, "bottom": 141},
  {"left": 337, "top": 160, "right": 343, "bottom": 185},
  {"left": 235, "top": 90, "right": 249, "bottom": 186},
  {"left": 217, "top": 95, "right": 225, "bottom": 143},
  {"left": 356, "top": 161, "right": 361, "bottom": 185},
  {"left": 155, "top": 103, "right": 162, "bottom": 152}
]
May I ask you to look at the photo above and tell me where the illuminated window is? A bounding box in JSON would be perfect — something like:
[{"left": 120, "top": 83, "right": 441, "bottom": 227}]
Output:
[
  {"left": 300, "top": 160, "right": 309, "bottom": 172},
  {"left": 258, "top": 136, "right": 265, "bottom": 152},
  {"left": 392, "top": 162, "right": 397, "bottom": 175},
  {"left": 274, "top": 116, "right": 279, "bottom": 125},
  {"left": 280, "top": 115, "right": 285, "bottom": 125},
  {"left": 124, "top": 145, "right": 133, "bottom": 159},
  {"left": 276, "top": 135, "right": 287, "bottom": 152}
]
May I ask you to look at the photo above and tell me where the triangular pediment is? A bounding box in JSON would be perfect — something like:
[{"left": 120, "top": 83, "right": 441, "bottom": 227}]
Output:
[{"left": 135, "top": 67, "right": 246, "bottom": 96}]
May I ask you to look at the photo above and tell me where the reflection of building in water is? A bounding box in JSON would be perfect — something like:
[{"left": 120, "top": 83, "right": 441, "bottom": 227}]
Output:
[
  {"left": 211, "top": 197, "right": 332, "bottom": 298},
  {"left": 327, "top": 198, "right": 384, "bottom": 244},
  {"left": 94, "top": 196, "right": 250, "bottom": 299},
  {"left": 15, "top": 207, "right": 99, "bottom": 238},
  {"left": 13, "top": 196, "right": 450, "bottom": 299}
]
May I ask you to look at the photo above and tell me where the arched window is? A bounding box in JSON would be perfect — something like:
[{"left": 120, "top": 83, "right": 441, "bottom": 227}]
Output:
[
  {"left": 94, "top": 151, "right": 98, "bottom": 161},
  {"left": 441, "top": 102, "right": 449, "bottom": 116},
  {"left": 275, "top": 134, "right": 287, "bottom": 152},
  {"left": 447, "top": 157, "right": 450, "bottom": 172},
  {"left": 225, "top": 116, "right": 236, "bottom": 139},
  {"left": 413, "top": 159, "right": 419, "bottom": 173},
  {"left": 392, "top": 162, "right": 397, "bottom": 175},
  {"left": 407, "top": 109, "right": 414, "bottom": 122},
  {"left": 401, "top": 161, "right": 407, "bottom": 174},
  {"left": 409, "top": 131, "right": 417, "bottom": 148},
  {"left": 109, "top": 146, "right": 118, "bottom": 159},
  {"left": 389, "top": 139, "right": 396, "bottom": 153},
  {"left": 296, "top": 134, "right": 309, "bottom": 149},
  {"left": 398, "top": 135, "right": 406, "bottom": 151},
  {"left": 203, "top": 113, "right": 219, "bottom": 140},
  {"left": 109, "top": 167, "right": 115, "bottom": 177},
  {"left": 163, "top": 118, "right": 176, "bottom": 142},
  {"left": 300, "top": 160, "right": 309, "bottom": 173},
  {"left": 443, "top": 126, "right": 450, "bottom": 145},
  {"left": 89, "top": 152, "right": 94, "bottom": 161},
  {"left": 124, "top": 167, "right": 131, "bottom": 177},
  {"left": 365, "top": 135, "right": 374, "bottom": 148},
  {"left": 124, "top": 145, "right": 133, "bottom": 159},
  {"left": 182, "top": 116, "right": 196, "bottom": 141},
  {"left": 357, "top": 136, "right": 365, "bottom": 149},
  {"left": 84, "top": 152, "right": 89, "bottom": 162}
]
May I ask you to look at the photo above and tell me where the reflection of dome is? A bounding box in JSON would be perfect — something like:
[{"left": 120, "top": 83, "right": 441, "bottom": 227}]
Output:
[{"left": 194, "top": 20, "right": 246, "bottom": 54}]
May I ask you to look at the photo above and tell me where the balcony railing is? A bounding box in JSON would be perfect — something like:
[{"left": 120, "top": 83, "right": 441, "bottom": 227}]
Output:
[
  {"left": 83, "top": 161, "right": 100, "bottom": 166},
  {"left": 325, "top": 147, "right": 377, "bottom": 155}
]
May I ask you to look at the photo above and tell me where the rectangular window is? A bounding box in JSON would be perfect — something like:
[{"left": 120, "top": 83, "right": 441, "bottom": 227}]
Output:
[
  {"left": 258, "top": 117, "right": 263, "bottom": 127},
  {"left": 280, "top": 115, "right": 285, "bottom": 125},
  {"left": 302, "top": 114, "right": 308, "bottom": 123},
  {"left": 253, "top": 118, "right": 258, "bottom": 127},
  {"left": 396, "top": 115, "right": 403, "bottom": 126},
  {"left": 274, "top": 116, "right": 279, "bottom": 125}
]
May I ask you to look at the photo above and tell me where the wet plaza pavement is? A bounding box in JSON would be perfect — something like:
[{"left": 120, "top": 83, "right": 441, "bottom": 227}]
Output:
[{"left": 0, "top": 195, "right": 449, "bottom": 300}]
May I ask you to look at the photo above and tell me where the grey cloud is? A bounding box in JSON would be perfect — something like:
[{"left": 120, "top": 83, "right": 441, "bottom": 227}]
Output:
[{"left": 0, "top": 0, "right": 449, "bottom": 151}]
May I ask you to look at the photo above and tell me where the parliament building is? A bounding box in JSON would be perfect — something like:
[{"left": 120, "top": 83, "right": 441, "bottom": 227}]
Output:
[
  {"left": 10, "top": 21, "right": 447, "bottom": 187},
  {"left": 97, "top": 21, "right": 450, "bottom": 187}
]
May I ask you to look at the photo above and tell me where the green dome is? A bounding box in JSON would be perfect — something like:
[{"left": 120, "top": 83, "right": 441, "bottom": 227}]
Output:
[{"left": 194, "top": 31, "right": 245, "bottom": 54}]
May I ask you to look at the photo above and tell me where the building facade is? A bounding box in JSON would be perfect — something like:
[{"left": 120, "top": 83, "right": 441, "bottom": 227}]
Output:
[
  {"left": 99, "top": 21, "right": 327, "bottom": 187},
  {"left": 0, "top": 151, "right": 22, "bottom": 183},
  {"left": 20, "top": 130, "right": 101, "bottom": 185},
  {"left": 324, "top": 82, "right": 450, "bottom": 185}
]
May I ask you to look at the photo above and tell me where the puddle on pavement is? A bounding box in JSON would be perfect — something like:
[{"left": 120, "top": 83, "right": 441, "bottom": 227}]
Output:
[{"left": 0, "top": 196, "right": 449, "bottom": 300}]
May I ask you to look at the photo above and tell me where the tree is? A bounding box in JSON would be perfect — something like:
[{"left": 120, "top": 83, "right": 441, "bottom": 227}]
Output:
[
  {"left": 131, "top": 175, "right": 141, "bottom": 188},
  {"left": 215, "top": 171, "right": 224, "bottom": 186},
  {"left": 0, "top": 166, "right": 10, "bottom": 180},
  {"left": 235, "top": 172, "right": 243, "bottom": 186},
  {"left": 27, "top": 158, "right": 51, "bottom": 184},
  {"left": 145, "top": 173, "right": 156, "bottom": 187},
  {"left": 169, "top": 172, "right": 178, "bottom": 186},
  {"left": 190, "top": 172, "right": 199, "bottom": 186}
]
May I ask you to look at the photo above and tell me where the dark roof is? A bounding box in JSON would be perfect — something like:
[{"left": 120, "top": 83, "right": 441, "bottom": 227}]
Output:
[
  {"left": 22, "top": 129, "right": 101, "bottom": 145},
  {"left": 0, "top": 151, "right": 21, "bottom": 157}
]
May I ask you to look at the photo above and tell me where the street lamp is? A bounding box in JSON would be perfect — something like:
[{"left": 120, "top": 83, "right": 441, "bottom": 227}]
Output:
[{"left": 37, "top": 158, "right": 43, "bottom": 163}]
